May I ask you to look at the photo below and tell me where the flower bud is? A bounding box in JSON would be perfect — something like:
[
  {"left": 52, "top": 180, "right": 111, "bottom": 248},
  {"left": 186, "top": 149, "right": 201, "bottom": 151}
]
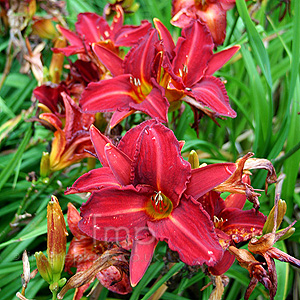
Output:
[
  {"left": 263, "top": 199, "right": 287, "bottom": 234},
  {"left": 34, "top": 251, "right": 53, "bottom": 283},
  {"left": 47, "top": 196, "right": 68, "bottom": 282},
  {"left": 277, "top": 227, "right": 295, "bottom": 242},
  {"left": 188, "top": 150, "right": 199, "bottom": 169},
  {"left": 40, "top": 152, "right": 50, "bottom": 178},
  {"left": 49, "top": 37, "right": 66, "bottom": 83},
  {"left": 32, "top": 18, "right": 59, "bottom": 40}
]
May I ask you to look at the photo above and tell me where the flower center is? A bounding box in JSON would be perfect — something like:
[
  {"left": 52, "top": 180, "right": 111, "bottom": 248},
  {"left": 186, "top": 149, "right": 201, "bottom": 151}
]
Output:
[{"left": 146, "top": 191, "right": 173, "bottom": 220}]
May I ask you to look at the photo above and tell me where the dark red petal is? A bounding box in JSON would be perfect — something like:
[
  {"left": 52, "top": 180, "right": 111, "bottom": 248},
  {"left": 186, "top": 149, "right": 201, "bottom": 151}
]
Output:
[
  {"left": 75, "top": 13, "right": 106, "bottom": 45},
  {"left": 79, "top": 185, "right": 152, "bottom": 242},
  {"left": 110, "top": 110, "right": 135, "bottom": 129},
  {"left": 208, "top": 250, "right": 235, "bottom": 275},
  {"left": 89, "top": 125, "right": 111, "bottom": 167},
  {"left": 92, "top": 43, "right": 124, "bottom": 76},
  {"left": 197, "top": 191, "right": 226, "bottom": 219},
  {"left": 130, "top": 81, "right": 169, "bottom": 123},
  {"left": 80, "top": 75, "right": 136, "bottom": 114},
  {"left": 206, "top": 45, "right": 240, "bottom": 75},
  {"left": 54, "top": 26, "right": 84, "bottom": 55},
  {"left": 67, "top": 203, "right": 82, "bottom": 238},
  {"left": 130, "top": 236, "right": 158, "bottom": 286},
  {"left": 172, "top": 20, "right": 214, "bottom": 87},
  {"left": 218, "top": 208, "right": 266, "bottom": 243},
  {"left": 114, "top": 20, "right": 152, "bottom": 47},
  {"left": 186, "top": 163, "right": 236, "bottom": 200},
  {"left": 124, "top": 29, "right": 159, "bottom": 84},
  {"left": 153, "top": 18, "right": 175, "bottom": 54},
  {"left": 109, "top": 5, "right": 124, "bottom": 40},
  {"left": 148, "top": 197, "right": 223, "bottom": 266},
  {"left": 104, "top": 143, "right": 132, "bottom": 186},
  {"left": 132, "top": 121, "right": 191, "bottom": 207},
  {"left": 65, "top": 167, "right": 120, "bottom": 195},
  {"left": 188, "top": 75, "right": 236, "bottom": 117},
  {"left": 118, "top": 119, "right": 157, "bottom": 159},
  {"left": 196, "top": 3, "right": 227, "bottom": 46}
]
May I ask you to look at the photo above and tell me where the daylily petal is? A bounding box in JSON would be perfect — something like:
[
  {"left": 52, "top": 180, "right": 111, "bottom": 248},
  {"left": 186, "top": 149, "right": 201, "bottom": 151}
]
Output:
[
  {"left": 188, "top": 76, "right": 237, "bottom": 117},
  {"left": 153, "top": 18, "right": 175, "bottom": 55},
  {"left": 148, "top": 196, "right": 223, "bottom": 266},
  {"left": 130, "top": 236, "right": 158, "bottom": 286},
  {"left": 206, "top": 45, "right": 240, "bottom": 75},
  {"left": 197, "top": 191, "right": 226, "bottom": 219},
  {"left": 196, "top": 2, "right": 227, "bottom": 46},
  {"left": 108, "top": 5, "right": 124, "bottom": 40},
  {"left": 67, "top": 203, "right": 82, "bottom": 238},
  {"left": 75, "top": 12, "right": 106, "bottom": 45},
  {"left": 79, "top": 185, "right": 153, "bottom": 242},
  {"left": 208, "top": 250, "right": 235, "bottom": 275},
  {"left": 80, "top": 75, "right": 135, "bottom": 114},
  {"left": 132, "top": 121, "right": 191, "bottom": 206},
  {"left": 172, "top": 20, "right": 213, "bottom": 87},
  {"left": 104, "top": 143, "right": 132, "bottom": 186},
  {"left": 186, "top": 163, "right": 236, "bottom": 200},
  {"left": 217, "top": 208, "right": 266, "bottom": 243},
  {"left": 90, "top": 125, "right": 112, "bottom": 167},
  {"left": 118, "top": 119, "right": 156, "bottom": 159},
  {"left": 92, "top": 43, "right": 124, "bottom": 76},
  {"left": 54, "top": 25, "right": 84, "bottom": 56},
  {"left": 62, "top": 92, "right": 94, "bottom": 140},
  {"left": 130, "top": 80, "right": 169, "bottom": 123},
  {"left": 65, "top": 167, "right": 121, "bottom": 195},
  {"left": 110, "top": 109, "right": 135, "bottom": 129},
  {"left": 114, "top": 20, "right": 152, "bottom": 47},
  {"left": 124, "top": 29, "right": 159, "bottom": 84}
]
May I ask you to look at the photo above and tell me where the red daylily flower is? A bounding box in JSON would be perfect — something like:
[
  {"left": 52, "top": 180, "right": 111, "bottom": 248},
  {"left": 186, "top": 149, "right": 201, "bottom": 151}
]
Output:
[
  {"left": 197, "top": 188, "right": 266, "bottom": 276},
  {"left": 54, "top": 5, "right": 151, "bottom": 57},
  {"left": 79, "top": 29, "right": 169, "bottom": 127},
  {"left": 66, "top": 119, "right": 237, "bottom": 285},
  {"left": 156, "top": 19, "right": 239, "bottom": 120},
  {"left": 65, "top": 203, "right": 131, "bottom": 299},
  {"left": 39, "top": 92, "right": 95, "bottom": 172},
  {"left": 171, "top": 0, "right": 236, "bottom": 45}
]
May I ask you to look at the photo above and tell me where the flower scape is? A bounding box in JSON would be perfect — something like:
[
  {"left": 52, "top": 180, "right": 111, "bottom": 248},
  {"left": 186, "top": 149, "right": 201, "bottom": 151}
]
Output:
[{"left": 0, "top": 1, "right": 299, "bottom": 300}]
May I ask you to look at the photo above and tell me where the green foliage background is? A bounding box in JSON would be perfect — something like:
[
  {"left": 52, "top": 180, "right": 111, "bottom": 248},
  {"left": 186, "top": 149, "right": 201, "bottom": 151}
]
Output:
[{"left": 0, "top": 0, "right": 299, "bottom": 299}]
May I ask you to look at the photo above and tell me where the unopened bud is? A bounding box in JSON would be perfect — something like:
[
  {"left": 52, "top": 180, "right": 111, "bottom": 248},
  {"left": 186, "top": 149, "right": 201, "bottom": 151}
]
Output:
[
  {"left": 263, "top": 199, "right": 287, "bottom": 234},
  {"left": 49, "top": 37, "right": 66, "bottom": 83},
  {"left": 188, "top": 150, "right": 199, "bottom": 169},
  {"left": 40, "top": 152, "right": 50, "bottom": 178},
  {"left": 47, "top": 196, "right": 68, "bottom": 281},
  {"left": 34, "top": 252, "right": 52, "bottom": 283},
  {"left": 277, "top": 227, "right": 295, "bottom": 242}
]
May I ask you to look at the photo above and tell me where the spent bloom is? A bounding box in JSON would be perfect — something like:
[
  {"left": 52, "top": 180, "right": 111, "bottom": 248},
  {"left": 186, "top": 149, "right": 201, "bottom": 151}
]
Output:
[
  {"left": 66, "top": 119, "right": 237, "bottom": 285},
  {"left": 64, "top": 203, "right": 131, "bottom": 299}
]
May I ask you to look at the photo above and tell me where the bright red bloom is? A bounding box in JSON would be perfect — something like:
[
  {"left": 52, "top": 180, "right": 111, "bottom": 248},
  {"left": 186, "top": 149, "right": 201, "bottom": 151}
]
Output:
[
  {"left": 66, "top": 120, "right": 237, "bottom": 285},
  {"left": 79, "top": 29, "right": 169, "bottom": 127},
  {"left": 54, "top": 6, "right": 151, "bottom": 57},
  {"left": 65, "top": 203, "right": 131, "bottom": 299},
  {"left": 171, "top": 0, "right": 236, "bottom": 45},
  {"left": 39, "top": 93, "right": 95, "bottom": 171},
  {"left": 156, "top": 19, "right": 239, "bottom": 120}
]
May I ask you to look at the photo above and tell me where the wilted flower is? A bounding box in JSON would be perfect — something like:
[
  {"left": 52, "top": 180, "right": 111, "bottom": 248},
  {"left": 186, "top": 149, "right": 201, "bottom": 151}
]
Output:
[{"left": 64, "top": 203, "right": 131, "bottom": 299}]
